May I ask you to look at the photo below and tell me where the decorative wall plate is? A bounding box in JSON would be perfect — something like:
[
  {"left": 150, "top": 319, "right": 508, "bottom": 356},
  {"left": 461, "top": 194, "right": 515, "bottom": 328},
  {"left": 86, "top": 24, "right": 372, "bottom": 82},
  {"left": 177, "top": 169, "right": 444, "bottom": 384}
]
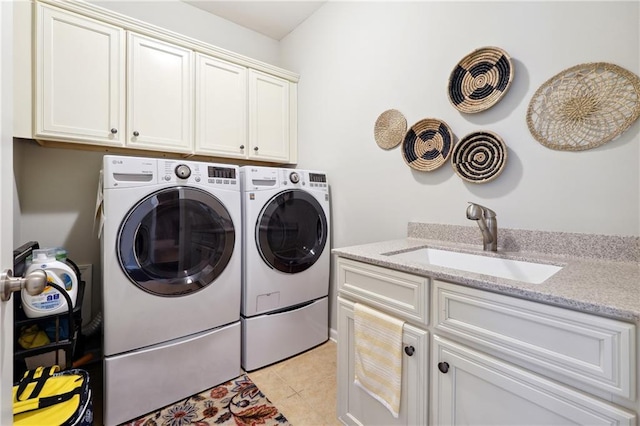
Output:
[
  {"left": 451, "top": 131, "right": 507, "bottom": 183},
  {"left": 448, "top": 46, "right": 514, "bottom": 113},
  {"left": 402, "top": 118, "right": 454, "bottom": 171},
  {"left": 527, "top": 62, "right": 640, "bottom": 151},
  {"left": 374, "top": 109, "right": 407, "bottom": 149}
]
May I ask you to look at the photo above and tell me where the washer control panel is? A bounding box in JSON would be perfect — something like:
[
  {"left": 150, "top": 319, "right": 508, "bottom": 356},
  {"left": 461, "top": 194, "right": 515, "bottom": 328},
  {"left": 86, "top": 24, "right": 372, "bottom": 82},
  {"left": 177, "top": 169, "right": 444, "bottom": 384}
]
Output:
[{"left": 160, "top": 160, "right": 238, "bottom": 188}]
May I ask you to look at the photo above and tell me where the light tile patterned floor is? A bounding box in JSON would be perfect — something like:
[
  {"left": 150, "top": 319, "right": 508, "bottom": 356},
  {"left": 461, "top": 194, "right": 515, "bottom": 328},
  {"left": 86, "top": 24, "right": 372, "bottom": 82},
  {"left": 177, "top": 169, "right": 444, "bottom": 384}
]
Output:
[{"left": 247, "top": 340, "right": 342, "bottom": 426}]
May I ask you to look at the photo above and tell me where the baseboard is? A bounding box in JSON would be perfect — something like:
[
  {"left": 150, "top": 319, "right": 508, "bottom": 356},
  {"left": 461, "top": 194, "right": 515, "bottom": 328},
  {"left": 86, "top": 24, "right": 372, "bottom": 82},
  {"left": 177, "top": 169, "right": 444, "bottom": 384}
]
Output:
[{"left": 329, "top": 327, "right": 337, "bottom": 343}]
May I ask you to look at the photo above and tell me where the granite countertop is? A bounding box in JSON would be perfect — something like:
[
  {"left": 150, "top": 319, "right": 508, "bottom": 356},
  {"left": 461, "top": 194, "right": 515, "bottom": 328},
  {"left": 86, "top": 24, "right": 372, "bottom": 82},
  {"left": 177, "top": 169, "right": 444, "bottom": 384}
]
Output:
[{"left": 332, "top": 236, "right": 640, "bottom": 324}]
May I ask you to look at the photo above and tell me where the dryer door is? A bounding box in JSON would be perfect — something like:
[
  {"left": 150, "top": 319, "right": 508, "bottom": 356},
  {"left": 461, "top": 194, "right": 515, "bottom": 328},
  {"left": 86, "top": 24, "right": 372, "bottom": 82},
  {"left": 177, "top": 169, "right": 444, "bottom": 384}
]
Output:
[
  {"left": 117, "top": 187, "right": 235, "bottom": 296},
  {"left": 256, "top": 189, "right": 328, "bottom": 274}
]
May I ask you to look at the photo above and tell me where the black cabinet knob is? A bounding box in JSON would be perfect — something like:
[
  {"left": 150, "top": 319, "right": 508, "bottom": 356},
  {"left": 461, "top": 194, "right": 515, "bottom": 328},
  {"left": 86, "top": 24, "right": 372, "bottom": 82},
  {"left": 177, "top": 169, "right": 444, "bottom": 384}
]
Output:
[
  {"left": 404, "top": 346, "right": 415, "bottom": 356},
  {"left": 240, "top": 145, "right": 245, "bottom": 150},
  {"left": 438, "top": 362, "right": 450, "bottom": 374},
  {"left": 110, "top": 128, "right": 118, "bottom": 134},
  {"left": 254, "top": 146, "right": 259, "bottom": 151},
  {"left": 133, "top": 131, "right": 140, "bottom": 137}
]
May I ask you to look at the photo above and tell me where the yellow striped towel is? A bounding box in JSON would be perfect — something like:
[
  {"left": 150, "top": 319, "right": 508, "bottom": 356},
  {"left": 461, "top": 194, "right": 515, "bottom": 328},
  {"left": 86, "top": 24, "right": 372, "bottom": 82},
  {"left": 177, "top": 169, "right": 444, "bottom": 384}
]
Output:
[{"left": 354, "top": 303, "right": 405, "bottom": 418}]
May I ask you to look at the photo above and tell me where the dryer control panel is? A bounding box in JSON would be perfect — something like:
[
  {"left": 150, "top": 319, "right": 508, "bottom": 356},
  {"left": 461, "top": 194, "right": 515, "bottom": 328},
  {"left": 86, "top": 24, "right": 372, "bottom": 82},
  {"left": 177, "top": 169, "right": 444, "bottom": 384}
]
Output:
[{"left": 241, "top": 166, "right": 328, "bottom": 192}]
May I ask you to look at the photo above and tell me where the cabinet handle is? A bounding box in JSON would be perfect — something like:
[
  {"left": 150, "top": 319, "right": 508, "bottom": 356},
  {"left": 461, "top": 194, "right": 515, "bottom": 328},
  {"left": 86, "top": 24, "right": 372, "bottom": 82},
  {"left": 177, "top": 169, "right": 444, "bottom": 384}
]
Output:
[
  {"left": 254, "top": 146, "right": 259, "bottom": 151},
  {"left": 240, "top": 145, "right": 245, "bottom": 150},
  {"left": 404, "top": 346, "right": 415, "bottom": 356},
  {"left": 133, "top": 131, "right": 140, "bottom": 137},
  {"left": 438, "top": 362, "right": 450, "bottom": 374},
  {"left": 110, "top": 128, "right": 118, "bottom": 134}
]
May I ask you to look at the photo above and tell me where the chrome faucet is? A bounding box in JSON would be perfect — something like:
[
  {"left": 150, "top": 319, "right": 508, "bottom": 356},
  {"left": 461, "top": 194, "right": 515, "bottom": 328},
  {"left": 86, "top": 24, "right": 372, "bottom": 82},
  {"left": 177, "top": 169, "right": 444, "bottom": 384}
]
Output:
[{"left": 466, "top": 202, "right": 497, "bottom": 251}]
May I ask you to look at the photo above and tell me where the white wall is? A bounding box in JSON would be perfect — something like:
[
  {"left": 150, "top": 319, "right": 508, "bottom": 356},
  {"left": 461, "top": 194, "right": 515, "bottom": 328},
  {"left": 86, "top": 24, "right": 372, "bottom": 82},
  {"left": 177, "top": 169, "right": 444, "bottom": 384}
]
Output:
[
  {"left": 280, "top": 1, "right": 640, "bottom": 252},
  {"left": 91, "top": 0, "right": 281, "bottom": 66}
]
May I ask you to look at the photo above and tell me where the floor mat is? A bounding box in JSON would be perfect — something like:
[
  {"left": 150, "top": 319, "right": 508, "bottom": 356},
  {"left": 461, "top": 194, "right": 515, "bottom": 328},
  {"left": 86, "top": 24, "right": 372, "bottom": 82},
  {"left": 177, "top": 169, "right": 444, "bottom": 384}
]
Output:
[{"left": 120, "top": 374, "right": 291, "bottom": 426}]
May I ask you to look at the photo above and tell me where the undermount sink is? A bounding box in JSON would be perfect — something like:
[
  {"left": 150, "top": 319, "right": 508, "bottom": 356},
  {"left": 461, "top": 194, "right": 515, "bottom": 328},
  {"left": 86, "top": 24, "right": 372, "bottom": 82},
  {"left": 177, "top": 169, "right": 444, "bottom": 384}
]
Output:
[{"left": 387, "top": 248, "right": 563, "bottom": 284}]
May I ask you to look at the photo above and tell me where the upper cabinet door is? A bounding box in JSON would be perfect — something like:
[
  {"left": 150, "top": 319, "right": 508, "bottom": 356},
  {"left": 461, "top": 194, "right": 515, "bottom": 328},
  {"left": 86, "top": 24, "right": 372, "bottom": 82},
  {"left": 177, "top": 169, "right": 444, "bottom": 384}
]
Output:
[
  {"left": 127, "top": 32, "right": 193, "bottom": 154},
  {"left": 194, "top": 54, "right": 247, "bottom": 158},
  {"left": 35, "top": 4, "right": 125, "bottom": 146},
  {"left": 248, "top": 70, "right": 291, "bottom": 163}
]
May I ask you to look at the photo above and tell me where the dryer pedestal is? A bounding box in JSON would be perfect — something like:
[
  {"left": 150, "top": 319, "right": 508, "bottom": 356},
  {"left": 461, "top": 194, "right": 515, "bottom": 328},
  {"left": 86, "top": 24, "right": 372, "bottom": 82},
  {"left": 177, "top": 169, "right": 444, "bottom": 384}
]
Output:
[
  {"left": 241, "top": 297, "right": 328, "bottom": 371},
  {"left": 104, "top": 321, "right": 241, "bottom": 425}
]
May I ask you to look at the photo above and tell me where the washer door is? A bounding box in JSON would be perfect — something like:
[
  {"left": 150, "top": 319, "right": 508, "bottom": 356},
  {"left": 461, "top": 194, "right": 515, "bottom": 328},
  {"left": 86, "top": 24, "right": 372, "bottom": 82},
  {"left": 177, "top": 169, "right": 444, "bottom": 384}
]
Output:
[
  {"left": 256, "top": 189, "right": 328, "bottom": 274},
  {"left": 118, "top": 187, "right": 235, "bottom": 296}
]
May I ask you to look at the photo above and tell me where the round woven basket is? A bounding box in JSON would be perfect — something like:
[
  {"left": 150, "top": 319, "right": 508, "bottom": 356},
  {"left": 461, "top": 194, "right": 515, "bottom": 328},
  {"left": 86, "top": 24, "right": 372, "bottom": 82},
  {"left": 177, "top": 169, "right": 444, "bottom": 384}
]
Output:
[
  {"left": 527, "top": 62, "right": 640, "bottom": 151},
  {"left": 448, "top": 46, "right": 514, "bottom": 113},
  {"left": 374, "top": 109, "right": 407, "bottom": 149},
  {"left": 451, "top": 130, "right": 507, "bottom": 183},
  {"left": 402, "top": 118, "right": 454, "bottom": 171}
]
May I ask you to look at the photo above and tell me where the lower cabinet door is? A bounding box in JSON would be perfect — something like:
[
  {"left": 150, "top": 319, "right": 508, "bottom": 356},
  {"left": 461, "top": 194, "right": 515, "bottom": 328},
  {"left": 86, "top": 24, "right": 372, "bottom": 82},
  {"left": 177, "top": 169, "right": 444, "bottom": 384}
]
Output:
[
  {"left": 337, "top": 297, "right": 428, "bottom": 426},
  {"left": 431, "top": 335, "right": 636, "bottom": 426}
]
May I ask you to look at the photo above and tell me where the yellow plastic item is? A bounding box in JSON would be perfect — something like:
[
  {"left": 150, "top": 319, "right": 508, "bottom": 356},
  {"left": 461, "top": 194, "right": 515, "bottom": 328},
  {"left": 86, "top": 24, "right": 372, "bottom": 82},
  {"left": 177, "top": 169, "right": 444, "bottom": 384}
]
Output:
[
  {"left": 17, "top": 325, "right": 51, "bottom": 349},
  {"left": 13, "top": 366, "right": 83, "bottom": 425}
]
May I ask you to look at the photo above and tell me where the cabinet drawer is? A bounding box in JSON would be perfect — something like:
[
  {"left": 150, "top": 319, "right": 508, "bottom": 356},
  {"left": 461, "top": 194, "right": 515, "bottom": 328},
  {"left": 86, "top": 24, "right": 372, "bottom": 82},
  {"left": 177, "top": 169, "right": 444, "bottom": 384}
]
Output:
[
  {"left": 434, "top": 280, "right": 636, "bottom": 399},
  {"left": 337, "top": 257, "right": 429, "bottom": 325}
]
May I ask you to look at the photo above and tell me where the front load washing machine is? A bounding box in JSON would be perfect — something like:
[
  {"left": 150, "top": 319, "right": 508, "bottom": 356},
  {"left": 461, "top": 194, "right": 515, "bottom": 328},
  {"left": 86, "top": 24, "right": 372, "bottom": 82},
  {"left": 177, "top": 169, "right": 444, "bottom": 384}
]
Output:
[
  {"left": 101, "top": 155, "right": 241, "bottom": 425},
  {"left": 240, "top": 166, "right": 330, "bottom": 371}
]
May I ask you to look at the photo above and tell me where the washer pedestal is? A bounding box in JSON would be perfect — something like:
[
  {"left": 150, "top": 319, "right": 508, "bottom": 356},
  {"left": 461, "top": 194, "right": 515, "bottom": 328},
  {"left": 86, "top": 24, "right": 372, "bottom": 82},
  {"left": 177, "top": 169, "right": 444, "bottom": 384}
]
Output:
[
  {"left": 104, "top": 322, "right": 240, "bottom": 425},
  {"left": 241, "top": 297, "right": 328, "bottom": 371}
]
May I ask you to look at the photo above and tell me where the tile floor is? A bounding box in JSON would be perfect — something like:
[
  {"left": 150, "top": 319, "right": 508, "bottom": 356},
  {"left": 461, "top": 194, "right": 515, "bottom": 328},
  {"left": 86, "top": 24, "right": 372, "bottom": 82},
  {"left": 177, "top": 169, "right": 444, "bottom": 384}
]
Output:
[
  {"left": 247, "top": 340, "right": 342, "bottom": 426},
  {"left": 87, "top": 339, "right": 340, "bottom": 425}
]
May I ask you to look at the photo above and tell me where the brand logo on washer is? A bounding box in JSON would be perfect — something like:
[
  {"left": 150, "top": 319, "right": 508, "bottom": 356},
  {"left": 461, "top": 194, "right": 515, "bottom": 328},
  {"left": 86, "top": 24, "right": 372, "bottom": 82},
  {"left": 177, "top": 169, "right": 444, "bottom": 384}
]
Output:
[{"left": 112, "top": 159, "right": 123, "bottom": 164}]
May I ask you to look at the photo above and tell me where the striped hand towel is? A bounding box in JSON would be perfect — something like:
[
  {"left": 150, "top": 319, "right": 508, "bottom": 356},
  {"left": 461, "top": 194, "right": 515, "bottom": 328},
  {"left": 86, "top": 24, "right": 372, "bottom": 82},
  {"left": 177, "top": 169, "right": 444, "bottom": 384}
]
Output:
[{"left": 353, "top": 303, "right": 405, "bottom": 418}]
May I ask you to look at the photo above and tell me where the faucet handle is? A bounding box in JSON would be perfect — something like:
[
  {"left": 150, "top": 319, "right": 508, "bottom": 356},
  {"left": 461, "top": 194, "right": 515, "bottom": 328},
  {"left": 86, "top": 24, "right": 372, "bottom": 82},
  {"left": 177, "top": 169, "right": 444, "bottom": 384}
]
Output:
[{"left": 468, "top": 202, "right": 496, "bottom": 218}]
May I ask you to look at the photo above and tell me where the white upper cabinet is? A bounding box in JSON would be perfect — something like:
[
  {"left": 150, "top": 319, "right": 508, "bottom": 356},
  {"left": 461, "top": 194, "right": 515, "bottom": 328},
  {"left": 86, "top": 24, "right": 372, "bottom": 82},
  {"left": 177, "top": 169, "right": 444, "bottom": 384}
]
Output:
[
  {"left": 249, "top": 70, "right": 292, "bottom": 163},
  {"left": 35, "top": 4, "right": 125, "bottom": 145},
  {"left": 26, "top": 0, "right": 299, "bottom": 163},
  {"left": 194, "top": 54, "right": 247, "bottom": 158},
  {"left": 126, "top": 33, "right": 193, "bottom": 154}
]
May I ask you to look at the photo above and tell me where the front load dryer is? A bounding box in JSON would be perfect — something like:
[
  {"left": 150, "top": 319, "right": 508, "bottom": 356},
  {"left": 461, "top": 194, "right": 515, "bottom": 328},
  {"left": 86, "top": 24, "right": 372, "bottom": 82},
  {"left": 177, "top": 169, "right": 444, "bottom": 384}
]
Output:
[
  {"left": 101, "top": 155, "right": 241, "bottom": 425},
  {"left": 240, "top": 166, "right": 330, "bottom": 371}
]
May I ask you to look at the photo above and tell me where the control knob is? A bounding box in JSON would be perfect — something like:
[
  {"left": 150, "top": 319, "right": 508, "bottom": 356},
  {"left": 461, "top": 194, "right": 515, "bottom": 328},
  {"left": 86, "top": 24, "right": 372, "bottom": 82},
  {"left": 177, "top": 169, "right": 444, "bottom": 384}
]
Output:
[
  {"left": 289, "top": 172, "right": 300, "bottom": 184},
  {"left": 175, "top": 164, "right": 191, "bottom": 179}
]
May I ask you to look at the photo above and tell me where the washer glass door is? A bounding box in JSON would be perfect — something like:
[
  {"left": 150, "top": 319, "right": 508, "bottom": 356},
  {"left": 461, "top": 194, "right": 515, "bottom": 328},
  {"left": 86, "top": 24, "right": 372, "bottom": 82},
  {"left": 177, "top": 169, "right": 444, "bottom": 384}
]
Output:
[
  {"left": 118, "top": 187, "right": 235, "bottom": 296},
  {"left": 257, "top": 189, "right": 328, "bottom": 274}
]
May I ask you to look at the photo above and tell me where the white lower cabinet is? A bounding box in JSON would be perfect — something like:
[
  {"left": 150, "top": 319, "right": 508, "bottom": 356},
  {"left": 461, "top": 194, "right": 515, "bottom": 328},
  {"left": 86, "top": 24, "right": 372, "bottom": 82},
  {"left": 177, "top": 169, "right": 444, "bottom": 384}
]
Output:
[
  {"left": 431, "top": 335, "right": 635, "bottom": 425},
  {"left": 336, "top": 257, "right": 638, "bottom": 426},
  {"left": 337, "top": 297, "right": 428, "bottom": 426}
]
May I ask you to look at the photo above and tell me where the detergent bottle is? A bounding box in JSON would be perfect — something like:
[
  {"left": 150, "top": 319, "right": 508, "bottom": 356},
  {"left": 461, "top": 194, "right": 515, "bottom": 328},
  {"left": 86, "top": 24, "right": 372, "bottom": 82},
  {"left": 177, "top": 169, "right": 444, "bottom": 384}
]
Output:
[{"left": 22, "top": 248, "right": 78, "bottom": 318}]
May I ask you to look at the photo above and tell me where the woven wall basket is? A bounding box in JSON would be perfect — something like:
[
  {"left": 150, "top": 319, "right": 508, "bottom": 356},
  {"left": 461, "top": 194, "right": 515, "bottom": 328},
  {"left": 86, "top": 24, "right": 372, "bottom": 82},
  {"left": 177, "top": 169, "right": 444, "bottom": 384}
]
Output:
[
  {"left": 527, "top": 62, "right": 640, "bottom": 151},
  {"left": 374, "top": 109, "right": 407, "bottom": 149},
  {"left": 451, "top": 130, "right": 507, "bottom": 183},
  {"left": 448, "top": 46, "right": 514, "bottom": 113},
  {"left": 402, "top": 118, "right": 454, "bottom": 171}
]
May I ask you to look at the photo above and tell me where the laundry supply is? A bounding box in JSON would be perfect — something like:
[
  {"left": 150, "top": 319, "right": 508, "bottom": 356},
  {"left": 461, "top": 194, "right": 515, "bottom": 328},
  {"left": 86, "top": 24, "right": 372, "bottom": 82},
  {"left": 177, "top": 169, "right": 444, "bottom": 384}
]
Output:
[
  {"left": 18, "top": 325, "right": 50, "bottom": 349},
  {"left": 22, "top": 248, "right": 78, "bottom": 318}
]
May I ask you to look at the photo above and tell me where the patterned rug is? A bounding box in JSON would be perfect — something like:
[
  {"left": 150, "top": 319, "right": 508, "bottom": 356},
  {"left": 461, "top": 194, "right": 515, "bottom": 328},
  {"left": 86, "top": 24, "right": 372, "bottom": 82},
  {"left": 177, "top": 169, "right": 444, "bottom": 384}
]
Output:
[{"left": 120, "top": 374, "right": 291, "bottom": 426}]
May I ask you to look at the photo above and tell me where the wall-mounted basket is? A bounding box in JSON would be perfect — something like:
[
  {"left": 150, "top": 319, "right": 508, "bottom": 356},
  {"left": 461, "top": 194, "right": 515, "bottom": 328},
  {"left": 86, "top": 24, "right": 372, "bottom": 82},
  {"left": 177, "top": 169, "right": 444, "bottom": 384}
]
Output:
[
  {"left": 448, "top": 46, "right": 514, "bottom": 114},
  {"left": 401, "top": 118, "right": 454, "bottom": 171},
  {"left": 374, "top": 109, "right": 407, "bottom": 149},
  {"left": 527, "top": 62, "right": 640, "bottom": 151},
  {"left": 451, "top": 130, "right": 507, "bottom": 183}
]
